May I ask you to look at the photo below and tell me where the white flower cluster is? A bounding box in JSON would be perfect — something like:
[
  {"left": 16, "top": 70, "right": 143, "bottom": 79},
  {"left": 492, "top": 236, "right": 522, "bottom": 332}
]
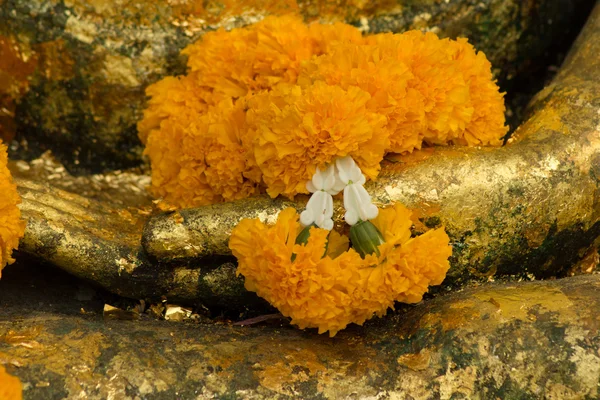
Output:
[{"left": 300, "top": 156, "right": 379, "bottom": 230}]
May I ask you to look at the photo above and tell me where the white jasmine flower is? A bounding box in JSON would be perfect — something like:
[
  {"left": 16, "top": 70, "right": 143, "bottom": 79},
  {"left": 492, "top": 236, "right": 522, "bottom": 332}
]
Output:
[
  {"left": 335, "top": 156, "right": 378, "bottom": 225},
  {"left": 300, "top": 165, "right": 338, "bottom": 230}
]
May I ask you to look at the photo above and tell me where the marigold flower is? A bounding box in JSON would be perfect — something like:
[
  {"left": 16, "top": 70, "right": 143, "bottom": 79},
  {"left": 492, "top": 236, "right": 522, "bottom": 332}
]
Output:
[
  {"left": 143, "top": 99, "right": 260, "bottom": 208},
  {"left": 137, "top": 74, "right": 212, "bottom": 144},
  {"left": 0, "top": 140, "right": 26, "bottom": 276},
  {"left": 0, "top": 365, "right": 22, "bottom": 400},
  {"left": 246, "top": 81, "right": 388, "bottom": 198},
  {"left": 183, "top": 27, "right": 256, "bottom": 99},
  {"left": 183, "top": 14, "right": 316, "bottom": 101},
  {"left": 449, "top": 39, "right": 508, "bottom": 146},
  {"left": 230, "top": 203, "right": 451, "bottom": 336},
  {"left": 366, "top": 31, "right": 475, "bottom": 146},
  {"left": 308, "top": 21, "right": 364, "bottom": 54},
  {"left": 298, "top": 41, "right": 424, "bottom": 154}
]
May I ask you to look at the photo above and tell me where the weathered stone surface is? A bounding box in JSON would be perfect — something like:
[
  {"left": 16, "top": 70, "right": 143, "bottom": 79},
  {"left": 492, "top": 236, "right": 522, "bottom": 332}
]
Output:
[
  {"left": 8, "top": 2, "right": 600, "bottom": 308},
  {"left": 0, "top": 0, "right": 595, "bottom": 172},
  {"left": 1, "top": 262, "right": 599, "bottom": 399},
  {"left": 11, "top": 168, "right": 269, "bottom": 312}
]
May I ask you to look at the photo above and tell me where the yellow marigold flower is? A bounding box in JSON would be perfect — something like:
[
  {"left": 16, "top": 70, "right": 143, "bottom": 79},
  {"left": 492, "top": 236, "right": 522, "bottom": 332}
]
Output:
[
  {"left": 144, "top": 99, "right": 260, "bottom": 208},
  {"left": 449, "top": 39, "right": 508, "bottom": 146},
  {"left": 251, "top": 14, "right": 316, "bottom": 86},
  {"left": 0, "top": 140, "right": 25, "bottom": 277},
  {"left": 367, "top": 31, "right": 475, "bottom": 147},
  {"left": 308, "top": 21, "right": 364, "bottom": 54},
  {"left": 367, "top": 31, "right": 507, "bottom": 148},
  {"left": 183, "top": 14, "right": 315, "bottom": 100},
  {"left": 358, "top": 205, "right": 452, "bottom": 306},
  {"left": 246, "top": 81, "right": 388, "bottom": 198},
  {"left": 300, "top": 31, "right": 505, "bottom": 154},
  {"left": 182, "top": 15, "right": 364, "bottom": 103},
  {"left": 183, "top": 27, "right": 255, "bottom": 99},
  {"left": 367, "top": 31, "right": 473, "bottom": 134},
  {"left": 230, "top": 207, "right": 362, "bottom": 336},
  {"left": 137, "top": 74, "right": 212, "bottom": 144},
  {"left": 298, "top": 42, "right": 424, "bottom": 154},
  {"left": 230, "top": 203, "right": 451, "bottom": 336},
  {"left": 0, "top": 365, "right": 22, "bottom": 400}
]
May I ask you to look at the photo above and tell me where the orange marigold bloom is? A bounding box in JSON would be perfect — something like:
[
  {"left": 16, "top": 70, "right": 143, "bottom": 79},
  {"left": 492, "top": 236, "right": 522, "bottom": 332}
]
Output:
[
  {"left": 144, "top": 99, "right": 260, "bottom": 208},
  {"left": 298, "top": 42, "right": 424, "bottom": 154},
  {"left": 0, "top": 140, "right": 25, "bottom": 277},
  {"left": 367, "top": 31, "right": 474, "bottom": 148},
  {"left": 449, "top": 38, "right": 508, "bottom": 146},
  {"left": 354, "top": 206, "right": 452, "bottom": 308},
  {"left": 183, "top": 14, "right": 316, "bottom": 100},
  {"left": 308, "top": 21, "right": 364, "bottom": 54},
  {"left": 0, "top": 365, "right": 22, "bottom": 400},
  {"left": 300, "top": 31, "right": 505, "bottom": 154},
  {"left": 183, "top": 27, "right": 256, "bottom": 99},
  {"left": 246, "top": 82, "right": 388, "bottom": 198},
  {"left": 230, "top": 203, "right": 451, "bottom": 336},
  {"left": 367, "top": 31, "right": 507, "bottom": 148},
  {"left": 137, "top": 74, "right": 212, "bottom": 144}
]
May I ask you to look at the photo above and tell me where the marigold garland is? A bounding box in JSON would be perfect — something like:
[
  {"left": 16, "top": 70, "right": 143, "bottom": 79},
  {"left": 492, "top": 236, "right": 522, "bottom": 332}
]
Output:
[
  {"left": 138, "top": 14, "right": 507, "bottom": 208},
  {"left": 229, "top": 203, "right": 451, "bottom": 336},
  {"left": 138, "top": 16, "right": 468, "bottom": 335},
  {"left": 0, "top": 140, "right": 26, "bottom": 276}
]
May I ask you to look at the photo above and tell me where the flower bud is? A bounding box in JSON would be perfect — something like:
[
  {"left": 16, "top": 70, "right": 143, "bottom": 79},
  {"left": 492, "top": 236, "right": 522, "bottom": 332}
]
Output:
[{"left": 350, "top": 220, "right": 385, "bottom": 258}]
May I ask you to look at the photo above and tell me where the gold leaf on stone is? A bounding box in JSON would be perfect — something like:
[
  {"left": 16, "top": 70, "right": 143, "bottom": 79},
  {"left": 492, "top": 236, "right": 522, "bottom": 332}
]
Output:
[{"left": 397, "top": 349, "right": 432, "bottom": 371}]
